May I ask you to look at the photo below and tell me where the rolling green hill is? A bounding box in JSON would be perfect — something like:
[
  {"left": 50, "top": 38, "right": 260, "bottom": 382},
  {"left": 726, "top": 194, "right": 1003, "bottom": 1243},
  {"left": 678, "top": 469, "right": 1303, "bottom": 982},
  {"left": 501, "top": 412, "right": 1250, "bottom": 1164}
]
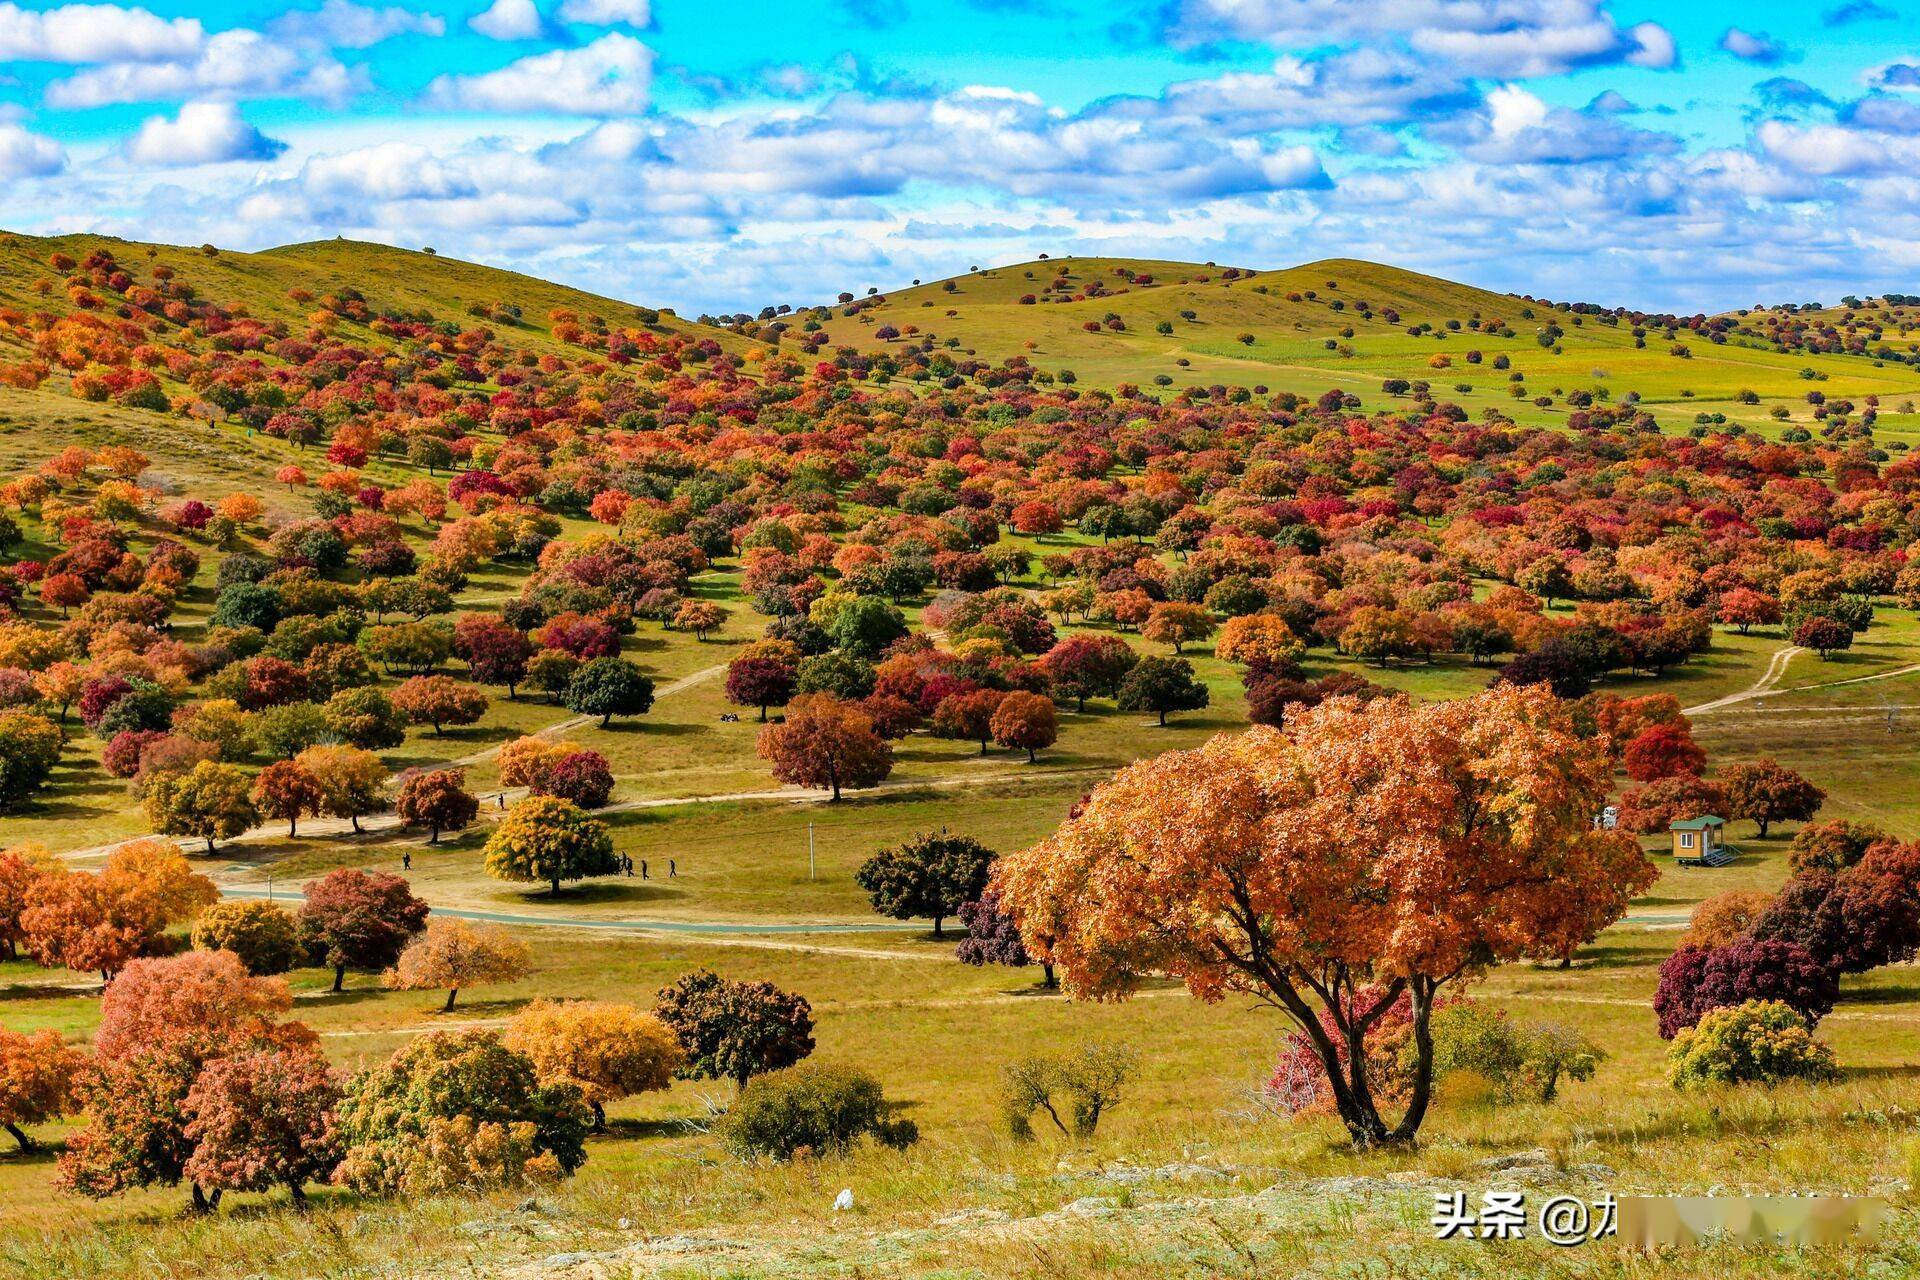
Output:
[
  {"left": 0, "top": 231, "right": 738, "bottom": 355},
  {"left": 800, "top": 255, "right": 1920, "bottom": 436}
]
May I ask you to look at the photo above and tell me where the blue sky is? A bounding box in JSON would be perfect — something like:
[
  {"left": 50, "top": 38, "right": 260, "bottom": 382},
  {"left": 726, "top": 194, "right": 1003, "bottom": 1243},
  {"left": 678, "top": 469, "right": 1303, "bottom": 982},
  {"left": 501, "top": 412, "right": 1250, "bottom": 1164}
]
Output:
[{"left": 2, "top": 0, "right": 1919, "bottom": 314}]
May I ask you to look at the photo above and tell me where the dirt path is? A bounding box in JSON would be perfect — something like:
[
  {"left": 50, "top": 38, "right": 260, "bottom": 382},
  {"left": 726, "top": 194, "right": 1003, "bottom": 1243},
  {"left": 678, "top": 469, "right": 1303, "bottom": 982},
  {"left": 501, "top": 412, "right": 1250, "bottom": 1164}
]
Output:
[
  {"left": 1687, "top": 646, "right": 1920, "bottom": 717},
  {"left": 1683, "top": 644, "right": 1802, "bottom": 715}
]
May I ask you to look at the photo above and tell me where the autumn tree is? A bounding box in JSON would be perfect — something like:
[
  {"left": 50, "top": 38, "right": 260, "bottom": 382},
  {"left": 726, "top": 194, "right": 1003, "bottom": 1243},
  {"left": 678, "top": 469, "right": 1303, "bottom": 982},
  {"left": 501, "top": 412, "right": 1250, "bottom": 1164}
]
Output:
[
  {"left": 674, "top": 599, "right": 726, "bottom": 639},
  {"left": 386, "top": 918, "right": 530, "bottom": 1012},
  {"left": 1716, "top": 588, "right": 1783, "bottom": 635},
  {"left": 1142, "top": 602, "right": 1214, "bottom": 655},
  {"left": 725, "top": 656, "right": 796, "bottom": 722},
  {"left": 856, "top": 830, "right": 996, "bottom": 937},
  {"left": 1042, "top": 635, "right": 1136, "bottom": 710},
  {"left": 990, "top": 690, "right": 1058, "bottom": 762},
  {"left": 482, "top": 795, "right": 616, "bottom": 895},
  {"left": 179, "top": 1043, "right": 341, "bottom": 1206},
  {"left": 145, "top": 761, "right": 259, "bottom": 854},
  {"left": 652, "top": 969, "right": 815, "bottom": 1089},
  {"left": 454, "top": 616, "right": 534, "bottom": 698},
  {"left": 563, "top": 657, "right": 654, "bottom": 727},
  {"left": 331, "top": 1029, "right": 589, "bottom": 1197},
  {"left": 1214, "top": 614, "right": 1305, "bottom": 670},
  {"left": 991, "top": 686, "right": 1650, "bottom": 1148},
  {"left": 1615, "top": 772, "right": 1725, "bottom": 835},
  {"left": 395, "top": 768, "right": 479, "bottom": 844},
  {"left": 391, "top": 674, "right": 488, "bottom": 736},
  {"left": 757, "top": 693, "right": 892, "bottom": 801},
  {"left": 1116, "top": 656, "right": 1209, "bottom": 726},
  {"left": 931, "top": 688, "right": 1005, "bottom": 754},
  {"left": 0, "top": 1027, "right": 85, "bottom": 1151},
  {"left": 252, "top": 759, "right": 324, "bottom": 837},
  {"left": 295, "top": 744, "right": 388, "bottom": 833},
  {"left": 0, "top": 843, "right": 53, "bottom": 960},
  {"left": 504, "top": 1000, "right": 682, "bottom": 1130},
  {"left": 1718, "top": 758, "right": 1824, "bottom": 837},
  {"left": 1653, "top": 940, "right": 1837, "bottom": 1038},
  {"left": 0, "top": 710, "right": 62, "bottom": 812},
  {"left": 58, "top": 950, "right": 313, "bottom": 1212},
  {"left": 192, "top": 899, "right": 303, "bottom": 975},
  {"left": 1793, "top": 614, "right": 1853, "bottom": 659},
  {"left": 1683, "top": 889, "right": 1775, "bottom": 948},
  {"left": 1789, "top": 819, "right": 1889, "bottom": 873},
  {"left": 1621, "top": 722, "right": 1706, "bottom": 783},
  {"left": 956, "top": 889, "right": 1055, "bottom": 988},
  {"left": 297, "top": 868, "right": 429, "bottom": 992}
]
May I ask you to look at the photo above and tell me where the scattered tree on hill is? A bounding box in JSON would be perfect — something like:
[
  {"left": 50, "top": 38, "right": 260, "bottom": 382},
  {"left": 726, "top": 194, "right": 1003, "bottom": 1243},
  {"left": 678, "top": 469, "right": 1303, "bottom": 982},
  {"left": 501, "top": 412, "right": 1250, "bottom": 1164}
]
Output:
[
  {"left": 1043, "top": 635, "right": 1137, "bottom": 710},
  {"left": 1621, "top": 722, "right": 1706, "bottom": 783},
  {"left": 1142, "top": 603, "right": 1214, "bottom": 654},
  {"left": 757, "top": 694, "right": 892, "bottom": 801},
  {"left": 992, "top": 685, "right": 1649, "bottom": 1148},
  {"left": 563, "top": 657, "right": 654, "bottom": 727},
  {"left": 394, "top": 768, "right": 479, "bottom": 844},
  {"left": 144, "top": 761, "right": 259, "bottom": 854},
  {"left": 725, "top": 656, "right": 796, "bottom": 722},
  {"left": 652, "top": 969, "right": 816, "bottom": 1090},
  {"left": 1793, "top": 615, "right": 1853, "bottom": 659},
  {"left": 181, "top": 1045, "right": 341, "bottom": 1207},
  {"left": 295, "top": 744, "right": 388, "bottom": 833},
  {"left": 482, "top": 795, "right": 616, "bottom": 895},
  {"left": 1718, "top": 758, "right": 1824, "bottom": 837},
  {"left": 251, "top": 759, "right": 324, "bottom": 837},
  {"left": 856, "top": 830, "right": 996, "bottom": 937},
  {"left": 0, "top": 710, "right": 62, "bottom": 812},
  {"left": 191, "top": 900, "right": 303, "bottom": 975},
  {"left": 1788, "top": 819, "right": 1889, "bottom": 873},
  {"left": 1116, "top": 655, "right": 1209, "bottom": 726},
  {"left": 298, "top": 868, "right": 429, "bottom": 992},
  {"left": 504, "top": 1000, "right": 682, "bottom": 1131},
  {"left": 386, "top": 918, "right": 530, "bottom": 1012},
  {"left": 956, "top": 889, "right": 1054, "bottom": 988},
  {"left": 990, "top": 690, "right": 1058, "bottom": 762},
  {"left": 1653, "top": 939, "right": 1837, "bottom": 1039},
  {"left": 1683, "top": 889, "right": 1775, "bottom": 948},
  {"left": 331, "top": 1029, "right": 590, "bottom": 1196},
  {"left": 0, "top": 1027, "right": 85, "bottom": 1151},
  {"left": 391, "top": 675, "right": 488, "bottom": 736}
]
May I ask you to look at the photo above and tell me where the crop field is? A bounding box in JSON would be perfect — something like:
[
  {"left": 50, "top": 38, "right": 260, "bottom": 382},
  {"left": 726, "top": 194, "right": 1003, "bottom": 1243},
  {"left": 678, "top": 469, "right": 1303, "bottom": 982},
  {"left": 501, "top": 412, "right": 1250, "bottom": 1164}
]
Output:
[{"left": 1, "top": 232, "right": 1918, "bottom": 1280}]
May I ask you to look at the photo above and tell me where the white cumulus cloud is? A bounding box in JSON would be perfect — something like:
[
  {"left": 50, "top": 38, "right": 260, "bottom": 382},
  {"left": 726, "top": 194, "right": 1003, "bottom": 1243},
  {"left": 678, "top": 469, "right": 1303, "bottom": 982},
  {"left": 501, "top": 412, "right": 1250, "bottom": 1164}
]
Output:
[
  {"left": 470, "top": 0, "right": 552, "bottom": 40},
  {"left": 0, "top": 2, "right": 201, "bottom": 63},
  {"left": 126, "top": 101, "right": 288, "bottom": 166},
  {"left": 427, "top": 32, "right": 652, "bottom": 114},
  {"left": 45, "top": 29, "right": 359, "bottom": 106},
  {"left": 0, "top": 122, "right": 65, "bottom": 179},
  {"left": 557, "top": 0, "right": 650, "bottom": 25},
  {"left": 270, "top": 0, "right": 446, "bottom": 48}
]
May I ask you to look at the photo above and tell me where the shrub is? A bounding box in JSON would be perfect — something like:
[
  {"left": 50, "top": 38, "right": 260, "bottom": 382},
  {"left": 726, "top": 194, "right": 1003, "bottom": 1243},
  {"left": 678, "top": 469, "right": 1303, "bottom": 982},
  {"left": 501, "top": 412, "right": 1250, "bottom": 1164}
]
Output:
[
  {"left": 717, "top": 1063, "right": 916, "bottom": 1162},
  {"left": 331, "top": 1029, "right": 590, "bottom": 1196},
  {"left": 1665, "top": 1000, "right": 1838, "bottom": 1089},
  {"left": 1424, "top": 1003, "right": 1603, "bottom": 1103},
  {"left": 999, "top": 1041, "right": 1138, "bottom": 1141},
  {"left": 1652, "top": 939, "right": 1837, "bottom": 1039}
]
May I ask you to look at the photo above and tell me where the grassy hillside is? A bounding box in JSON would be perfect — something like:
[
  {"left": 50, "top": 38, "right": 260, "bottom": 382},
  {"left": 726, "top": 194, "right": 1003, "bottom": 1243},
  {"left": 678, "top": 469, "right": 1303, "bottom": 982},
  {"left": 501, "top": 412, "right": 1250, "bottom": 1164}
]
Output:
[
  {"left": 0, "top": 231, "right": 738, "bottom": 354},
  {"left": 802, "top": 255, "right": 1920, "bottom": 433}
]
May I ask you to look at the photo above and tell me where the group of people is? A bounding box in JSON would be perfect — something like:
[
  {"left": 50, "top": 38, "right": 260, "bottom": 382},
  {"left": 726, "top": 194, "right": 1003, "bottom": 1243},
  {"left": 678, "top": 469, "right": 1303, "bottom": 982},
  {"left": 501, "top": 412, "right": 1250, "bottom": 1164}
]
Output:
[
  {"left": 398, "top": 848, "right": 676, "bottom": 879},
  {"left": 619, "top": 853, "right": 675, "bottom": 879}
]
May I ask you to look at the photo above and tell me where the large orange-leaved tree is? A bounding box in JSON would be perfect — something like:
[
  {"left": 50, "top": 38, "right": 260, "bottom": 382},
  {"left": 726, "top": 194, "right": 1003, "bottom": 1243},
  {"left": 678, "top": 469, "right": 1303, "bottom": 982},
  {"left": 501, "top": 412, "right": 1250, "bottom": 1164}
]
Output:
[{"left": 992, "top": 685, "right": 1651, "bottom": 1148}]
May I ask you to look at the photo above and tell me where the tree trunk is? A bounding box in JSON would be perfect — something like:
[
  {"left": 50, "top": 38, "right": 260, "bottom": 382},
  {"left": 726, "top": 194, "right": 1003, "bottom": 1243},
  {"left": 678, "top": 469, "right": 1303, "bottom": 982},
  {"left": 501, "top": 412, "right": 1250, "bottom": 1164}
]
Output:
[
  {"left": 288, "top": 817, "right": 298, "bottom": 837},
  {"left": 1157, "top": 709, "right": 1168, "bottom": 726},
  {"left": 5, "top": 1122, "right": 35, "bottom": 1152},
  {"left": 932, "top": 915, "right": 943, "bottom": 938},
  {"left": 333, "top": 964, "right": 346, "bottom": 993},
  {"left": 602, "top": 713, "right": 612, "bottom": 727},
  {"left": 288, "top": 1181, "right": 309, "bottom": 1209},
  {"left": 429, "top": 826, "right": 440, "bottom": 845},
  {"left": 1386, "top": 979, "right": 1438, "bottom": 1146},
  {"left": 551, "top": 877, "right": 561, "bottom": 895},
  {"left": 351, "top": 814, "right": 362, "bottom": 833},
  {"left": 205, "top": 837, "right": 217, "bottom": 855},
  {"left": 1040, "top": 963, "right": 1057, "bottom": 990},
  {"left": 591, "top": 1100, "right": 607, "bottom": 1133},
  {"left": 444, "top": 987, "right": 459, "bottom": 1013},
  {"left": 1026, "top": 747, "right": 1036, "bottom": 763}
]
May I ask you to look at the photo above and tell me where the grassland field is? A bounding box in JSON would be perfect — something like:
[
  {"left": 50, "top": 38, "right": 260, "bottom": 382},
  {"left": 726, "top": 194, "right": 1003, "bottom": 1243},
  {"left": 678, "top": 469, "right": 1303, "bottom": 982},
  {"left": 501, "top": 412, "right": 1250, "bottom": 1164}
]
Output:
[{"left": 3, "top": 239, "right": 1920, "bottom": 1279}]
